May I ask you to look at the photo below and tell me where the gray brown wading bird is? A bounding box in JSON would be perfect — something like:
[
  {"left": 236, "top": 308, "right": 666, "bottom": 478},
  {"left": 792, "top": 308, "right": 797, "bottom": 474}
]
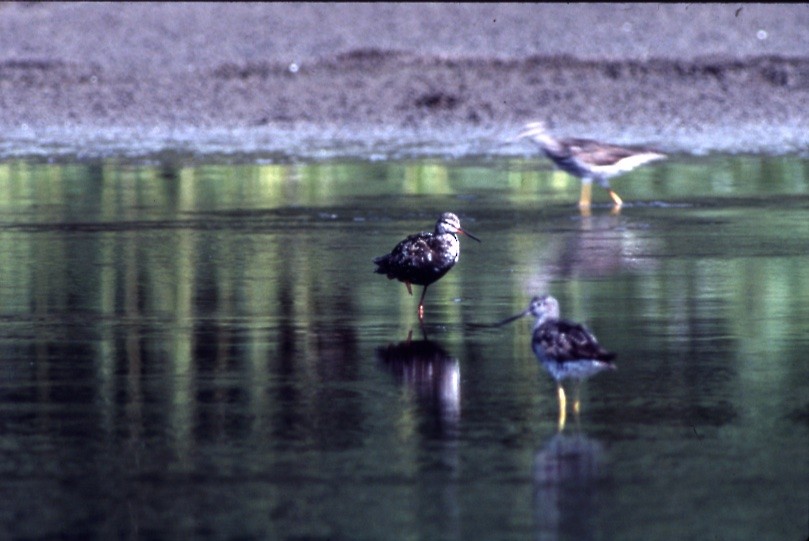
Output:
[
  {"left": 499, "top": 295, "right": 616, "bottom": 430},
  {"left": 374, "top": 212, "right": 480, "bottom": 321},
  {"left": 518, "top": 121, "right": 666, "bottom": 209}
]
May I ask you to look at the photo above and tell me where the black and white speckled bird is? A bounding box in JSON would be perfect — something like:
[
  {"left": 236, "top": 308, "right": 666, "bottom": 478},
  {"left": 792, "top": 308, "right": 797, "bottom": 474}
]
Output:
[
  {"left": 374, "top": 212, "right": 480, "bottom": 321},
  {"left": 500, "top": 294, "right": 616, "bottom": 429},
  {"left": 518, "top": 121, "right": 666, "bottom": 209}
]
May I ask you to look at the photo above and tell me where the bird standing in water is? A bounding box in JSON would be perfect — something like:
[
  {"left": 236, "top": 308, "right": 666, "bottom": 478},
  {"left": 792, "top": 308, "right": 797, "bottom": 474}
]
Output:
[
  {"left": 374, "top": 212, "right": 480, "bottom": 321},
  {"left": 500, "top": 295, "right": 616, "bottom": 430},
  {"left": 517, "top": 121, "right": 666, "bottom": 210}
]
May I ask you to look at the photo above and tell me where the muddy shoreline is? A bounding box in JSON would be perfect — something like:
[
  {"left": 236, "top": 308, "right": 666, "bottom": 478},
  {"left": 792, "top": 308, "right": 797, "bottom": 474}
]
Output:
[{"left": 1, "top": 3, "right": 808, "bottom": 159}]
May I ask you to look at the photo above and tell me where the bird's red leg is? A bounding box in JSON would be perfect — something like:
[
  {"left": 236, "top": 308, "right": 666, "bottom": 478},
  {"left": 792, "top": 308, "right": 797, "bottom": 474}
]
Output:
[
  {"left": 404, "top": 281, "right": 413, "bottom": 296},
  {"left": 417, "top": 285, "right": 429, "bottom": 321}
]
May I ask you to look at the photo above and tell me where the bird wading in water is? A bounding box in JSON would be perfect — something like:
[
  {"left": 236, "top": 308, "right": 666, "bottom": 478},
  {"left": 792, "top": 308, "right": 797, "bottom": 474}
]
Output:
[
  {"left": 500, "top": 294, "right": 616, "bottom": 430},
  {"left": 374, "top": 212, "right": 480, "bottom": 321},
  {"left": 518, "top": 121, "right": 666, "bottom": 211}
]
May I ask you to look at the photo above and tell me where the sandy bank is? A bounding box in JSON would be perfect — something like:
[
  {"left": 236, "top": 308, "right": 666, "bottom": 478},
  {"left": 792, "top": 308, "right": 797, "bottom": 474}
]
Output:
[{"left": 1, "top": 3, "right": 807, "bottom": 159}]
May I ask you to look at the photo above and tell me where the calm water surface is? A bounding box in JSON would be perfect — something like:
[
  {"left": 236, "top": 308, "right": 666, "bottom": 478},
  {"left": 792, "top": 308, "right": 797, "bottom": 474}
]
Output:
[{"left": 0, "top": 154, "right": 808, "bottom": 540}]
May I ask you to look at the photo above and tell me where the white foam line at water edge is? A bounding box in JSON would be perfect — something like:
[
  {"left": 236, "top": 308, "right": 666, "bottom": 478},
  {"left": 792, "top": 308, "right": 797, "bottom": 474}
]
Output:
[{"left": 0, "top": 122, "right": 807, "bottom": 161}]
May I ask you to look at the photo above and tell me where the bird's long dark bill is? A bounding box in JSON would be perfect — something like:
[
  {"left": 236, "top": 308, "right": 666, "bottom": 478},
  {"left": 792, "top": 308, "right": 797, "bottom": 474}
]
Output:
[
  {"left": 495, "top": 309, "right": 530, "bottom": 327},
  {"left": 459, "top": 228, "right": 481, "bottom": 242}
]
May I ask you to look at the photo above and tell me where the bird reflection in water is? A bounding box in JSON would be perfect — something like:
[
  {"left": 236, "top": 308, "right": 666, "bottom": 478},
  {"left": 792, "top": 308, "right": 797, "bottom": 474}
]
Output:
[
  {"left": 556, "top": 212, "right": 658, "bottom": 279},
  {"left": 376, "top": 330, "right": 461, "bottom": 435},
  {"left": 522, "top": 212, "right": 659, "bottom": 296},
  {"left": 377, "top": 331, "right": 463, "bottom": 539},
  {"left": 533, "top": 430, "right": 609, "bottom": 541}
]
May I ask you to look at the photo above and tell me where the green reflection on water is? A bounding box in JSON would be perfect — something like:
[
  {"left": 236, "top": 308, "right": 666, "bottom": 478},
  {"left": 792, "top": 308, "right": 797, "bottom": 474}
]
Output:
[
  {"left": 0, "top": 153, "right": 807, "bottom": 540},
  {"left": 1, "top": 154, "right": 808, "bottom": 402}
]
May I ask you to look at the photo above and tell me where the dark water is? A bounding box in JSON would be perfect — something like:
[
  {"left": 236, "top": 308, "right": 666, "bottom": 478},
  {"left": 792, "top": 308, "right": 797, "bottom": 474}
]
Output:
[{"left": 0, "top": 154, "right": 808, "bottom": 540}]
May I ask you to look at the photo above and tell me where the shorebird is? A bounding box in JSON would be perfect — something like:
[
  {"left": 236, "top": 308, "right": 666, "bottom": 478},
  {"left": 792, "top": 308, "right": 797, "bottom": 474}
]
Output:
[
  {"left": 500, "top": 294, "right": 616, "bottom": 429},
  {"left": 518, "top": 121, "right": 666, "bottom": 209},
  {"left": 374, "top": 212, "right": 480, "bottom": 321}
]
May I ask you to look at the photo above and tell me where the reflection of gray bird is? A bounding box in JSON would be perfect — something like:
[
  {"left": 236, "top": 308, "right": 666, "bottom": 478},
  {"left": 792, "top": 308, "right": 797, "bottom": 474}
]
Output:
[
  {"left": 500, "top": 295, "right": 616, "bottom": 430},
  {"left": 534, "top": 431, "right": 607, "bottom": 539},
  {"left": 556, "top": 212, "right": 660, "bottom": 279},
  {"left": 518, "top": 121, "right": 666, "bottom": 209},
  {"left": 374, "top": 212, "right": 480, "bottom": 320}
]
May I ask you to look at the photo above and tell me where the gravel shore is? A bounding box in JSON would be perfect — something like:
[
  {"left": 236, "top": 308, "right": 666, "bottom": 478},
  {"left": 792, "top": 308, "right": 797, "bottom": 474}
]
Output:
[{"left": 1, "top": 3, "right": 808, "bottom": 159}]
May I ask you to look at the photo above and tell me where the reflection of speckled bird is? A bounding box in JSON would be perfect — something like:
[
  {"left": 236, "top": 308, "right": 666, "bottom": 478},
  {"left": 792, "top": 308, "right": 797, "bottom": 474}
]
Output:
[
  {"left": 500, "top": 295, "right": 616, "bottom": 429},
  {"left": 376, "top": 336, "right": 461, "bottom": 429},
  {"left": 374, "top": 212, "right": 480, "bottom": 320},
  {"left": 518, "top": 121, "right": 666, "bottom": 209}
]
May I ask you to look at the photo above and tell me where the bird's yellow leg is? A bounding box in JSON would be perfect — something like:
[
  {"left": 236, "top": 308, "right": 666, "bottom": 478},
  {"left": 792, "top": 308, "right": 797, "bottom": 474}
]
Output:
[
  {"left": 609, "top": 189, "right": 623, "bottom": 207},
  {"left": 557, "top": 384, "right": 567, "bottom": 432},
  {"left": 578, "top": 182, "right": 593, "bottom": 209},
  {"left": 572, "top": 384, "right": 583, "bottom": 430}
]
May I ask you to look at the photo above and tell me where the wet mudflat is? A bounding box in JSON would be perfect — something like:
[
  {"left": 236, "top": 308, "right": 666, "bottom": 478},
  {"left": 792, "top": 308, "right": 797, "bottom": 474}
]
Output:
[{"left": 0, "top": 154, "right": 807, "bottom": 540}]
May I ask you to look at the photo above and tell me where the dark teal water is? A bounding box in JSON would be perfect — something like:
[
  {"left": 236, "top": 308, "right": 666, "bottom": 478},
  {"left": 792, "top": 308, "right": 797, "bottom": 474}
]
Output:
[{"left": 0, "top": 155, "right": 807, "bottom": 540}]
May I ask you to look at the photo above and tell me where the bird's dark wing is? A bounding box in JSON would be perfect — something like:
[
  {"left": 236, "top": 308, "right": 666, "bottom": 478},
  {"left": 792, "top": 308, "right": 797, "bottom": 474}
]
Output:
[
  {"left": 562, "top": 138, "right": 638, "bottom": 166},
  {"left": 389, "top": 232, "right": 433, "bottom": 264},
  {"left": 534, "top": 319, "right": 616, "bottom": 362},
  {"left": 374, "top": 232, "right": 435, "bottom": 279}
]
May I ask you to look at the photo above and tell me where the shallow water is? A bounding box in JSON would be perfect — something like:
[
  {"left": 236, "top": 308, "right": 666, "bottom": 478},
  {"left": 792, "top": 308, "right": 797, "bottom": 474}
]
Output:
[{"left": 0, "top": 154, "right": 807, "bottom": 540}]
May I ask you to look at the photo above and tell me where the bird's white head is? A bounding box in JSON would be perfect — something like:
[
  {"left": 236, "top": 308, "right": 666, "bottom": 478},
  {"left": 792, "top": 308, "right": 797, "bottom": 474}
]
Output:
[
  {"left": 435, "top": 212, "right": 481, "bottom": 242},
  {"left": 515, "top": 121, "right": 558, "bottom": 149},
  {"left": 517, "top": 121, "right": 548, "bottom": 139},
  {"left": 527, "top": 295, "right": 561, "bottom": 326},
  {"left": 497, "top": 293, "right": 561, "bottom": 328}
]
